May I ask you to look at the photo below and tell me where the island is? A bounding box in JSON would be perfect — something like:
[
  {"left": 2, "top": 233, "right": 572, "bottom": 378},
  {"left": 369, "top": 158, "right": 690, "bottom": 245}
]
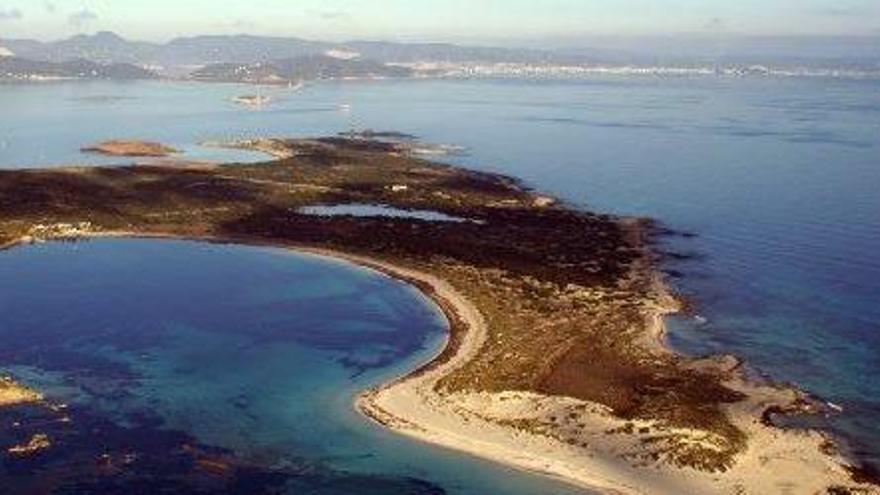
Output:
[
  {"left": 231, "top": 94, "right": 272, "bottom": 108},
  {"left": 0, "top": 137, "right": 876, "bottom": 494},
  {"left": 0, "top": 377, "right": 42, "bottom": 407},
  {"left": 81, "top": 140, "right": 180, "bottom": 157}
]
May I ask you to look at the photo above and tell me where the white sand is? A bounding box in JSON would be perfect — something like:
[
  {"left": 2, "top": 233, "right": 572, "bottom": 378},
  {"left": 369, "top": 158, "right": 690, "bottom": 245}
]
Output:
[{"left": 344, "top": 252, "right": 876, "bottom": 494}]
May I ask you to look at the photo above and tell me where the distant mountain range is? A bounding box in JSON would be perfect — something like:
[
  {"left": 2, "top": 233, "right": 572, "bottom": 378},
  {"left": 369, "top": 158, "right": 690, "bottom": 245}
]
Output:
[
  {"left": 1, "top": 31, "right": 877, "bottom": 82},
  {"left": 0, "top": 31, "right": 564, "bottom": 75}
]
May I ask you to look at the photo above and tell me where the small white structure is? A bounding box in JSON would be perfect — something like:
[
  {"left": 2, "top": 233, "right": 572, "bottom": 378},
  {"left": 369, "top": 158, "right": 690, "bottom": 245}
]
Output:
[{"left": 324, "top": 49, "right": 361, "bottom": 60}]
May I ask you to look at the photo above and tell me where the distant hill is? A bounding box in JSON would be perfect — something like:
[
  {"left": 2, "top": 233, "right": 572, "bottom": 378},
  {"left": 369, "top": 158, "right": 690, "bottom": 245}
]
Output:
[
  {"left": 0, "top": 57, "right": 158, "bottom": 81},
  {"left": 346, "top": 40, "right": 562, "bottom": 64},
  {"left": 190, "top": 55, "right": 412, "bottom": 84},
  {"left": 2, "top": 31, "right": 157, "bottom": 65},
  {"left": 0, "top": 31, "right": 569, "bottom": 74},
  {"left": 1, "top": 31, "right": 876, "bottom": 79},
  {"left": 164, "top": 35, "right": 332, "bottom": 67}
]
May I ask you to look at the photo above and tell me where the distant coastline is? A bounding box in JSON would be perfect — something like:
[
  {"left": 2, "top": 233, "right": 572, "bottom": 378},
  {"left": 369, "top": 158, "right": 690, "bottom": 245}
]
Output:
[
  {"left": 3, "top": 31, "right": 879, "bottom": 84},
  {"left": 6, "top": 62, "right": 877, "bottom": 85}
]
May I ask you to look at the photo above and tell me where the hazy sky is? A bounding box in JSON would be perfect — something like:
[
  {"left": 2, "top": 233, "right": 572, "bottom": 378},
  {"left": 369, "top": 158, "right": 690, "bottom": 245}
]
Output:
[{"left": 0, "top": 0, "right": 878, "bottom": 42}]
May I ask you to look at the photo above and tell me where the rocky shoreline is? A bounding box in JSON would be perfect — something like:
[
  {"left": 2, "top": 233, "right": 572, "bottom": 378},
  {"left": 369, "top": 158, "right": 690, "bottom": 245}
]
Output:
[{"left": 81, "top": 140, "right": 180, "bottom": 157}]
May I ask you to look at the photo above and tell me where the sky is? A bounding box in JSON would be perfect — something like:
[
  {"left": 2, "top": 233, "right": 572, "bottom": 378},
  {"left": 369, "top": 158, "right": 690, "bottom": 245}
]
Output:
[{"left": 0, "top": 0, "right": 878, "bottom": 43}]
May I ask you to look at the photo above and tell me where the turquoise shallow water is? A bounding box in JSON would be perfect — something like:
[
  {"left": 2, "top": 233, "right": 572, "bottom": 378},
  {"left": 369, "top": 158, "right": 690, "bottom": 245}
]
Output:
[
  {"left": 0, "top": 239, "right": 588, "bottom": 494},
  {"left": 0, "top": 76, "right": 878, "bottom": 472}
]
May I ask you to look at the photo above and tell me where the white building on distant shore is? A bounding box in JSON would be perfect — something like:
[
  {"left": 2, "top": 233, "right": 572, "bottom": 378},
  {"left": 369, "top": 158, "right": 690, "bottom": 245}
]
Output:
[{"left": 324, "top": 48, "right": 361, "bottom": 60}]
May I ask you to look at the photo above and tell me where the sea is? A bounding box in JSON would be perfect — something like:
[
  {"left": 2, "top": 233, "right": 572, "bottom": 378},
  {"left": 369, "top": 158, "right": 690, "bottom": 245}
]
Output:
[{"left": 0, "top": 75, "right": 878, "bottom": 491}]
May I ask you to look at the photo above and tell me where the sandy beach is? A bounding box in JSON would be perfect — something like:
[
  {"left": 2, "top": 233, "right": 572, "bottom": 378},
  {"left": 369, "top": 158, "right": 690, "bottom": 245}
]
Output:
[{"left": 347, "top": 249, "right": 875, "bottom": 494}]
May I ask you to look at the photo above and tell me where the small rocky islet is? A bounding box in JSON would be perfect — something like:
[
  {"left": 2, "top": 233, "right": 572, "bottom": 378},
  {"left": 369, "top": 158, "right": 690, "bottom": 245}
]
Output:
[{"left": 81, "top": 139, "right": 180, "bottom": 158}]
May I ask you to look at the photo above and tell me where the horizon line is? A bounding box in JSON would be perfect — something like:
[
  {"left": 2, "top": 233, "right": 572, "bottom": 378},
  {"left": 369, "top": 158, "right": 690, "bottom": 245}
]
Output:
[{"left": 4, "top": 29, "right": 880, "bottom": 47}]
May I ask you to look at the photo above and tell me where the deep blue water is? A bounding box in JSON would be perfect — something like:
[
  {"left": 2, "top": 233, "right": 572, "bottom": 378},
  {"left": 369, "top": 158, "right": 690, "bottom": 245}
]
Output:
[
  {"left": 0, "top": 76, "right": 878, "bottom": 470},
  {"left": 0, "top": 239, "right": 587, "bottom": 494}
]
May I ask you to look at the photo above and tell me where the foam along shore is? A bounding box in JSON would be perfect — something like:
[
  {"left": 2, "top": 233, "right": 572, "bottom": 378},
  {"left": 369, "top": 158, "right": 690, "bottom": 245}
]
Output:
[{"left": 0, "top": 137, "right": 876, "bottom": 494}]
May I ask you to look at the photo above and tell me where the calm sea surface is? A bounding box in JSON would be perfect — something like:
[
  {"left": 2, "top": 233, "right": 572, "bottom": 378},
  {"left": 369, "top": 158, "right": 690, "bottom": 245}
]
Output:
[
  {"left": 1, "top": 76, "right": 878, "bottom": 474},
  {"left": 0, "top": 239, "right": 587, "bottom": 494}
]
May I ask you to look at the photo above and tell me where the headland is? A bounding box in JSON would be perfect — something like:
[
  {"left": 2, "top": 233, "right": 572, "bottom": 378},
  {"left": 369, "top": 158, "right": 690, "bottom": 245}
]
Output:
[{"left": 0, "top": 136, "right": 875, "bottom": 494}]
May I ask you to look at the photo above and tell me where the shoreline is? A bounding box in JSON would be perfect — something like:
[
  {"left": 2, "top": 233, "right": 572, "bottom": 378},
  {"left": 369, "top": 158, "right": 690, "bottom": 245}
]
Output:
[
  {"left": 348, "top": 244, "right": 866, "bottom": 494},
  {"left": 4, "top": 230, "right": 874, "bottom": 494},
  {"left": 1, "top": 137, "right": 875, "bottom": 494},
  {"left": 0, "top": 231, "right": 633, "bottom": 492}
]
